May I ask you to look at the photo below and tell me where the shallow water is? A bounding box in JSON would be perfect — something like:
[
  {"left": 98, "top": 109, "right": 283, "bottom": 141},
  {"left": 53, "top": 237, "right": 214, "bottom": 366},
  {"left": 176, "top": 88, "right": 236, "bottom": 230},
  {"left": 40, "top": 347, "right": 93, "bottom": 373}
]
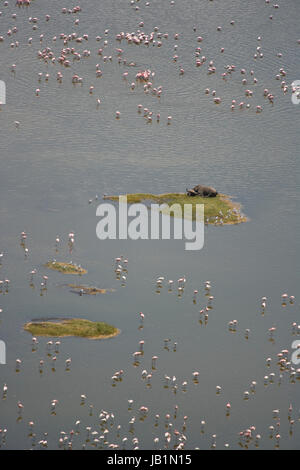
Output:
[{"left": 0, "top": 0, "right": 300, "bottom": 450}]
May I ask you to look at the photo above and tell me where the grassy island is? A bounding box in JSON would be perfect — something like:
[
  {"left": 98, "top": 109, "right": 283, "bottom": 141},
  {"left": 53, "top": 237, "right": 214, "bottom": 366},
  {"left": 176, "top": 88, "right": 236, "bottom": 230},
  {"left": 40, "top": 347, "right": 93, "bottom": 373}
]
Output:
[
  {"left": 24, "top": 318, "right": 120, "bottom": 339},
  {"left": 45, "top": 261, "right": 87, "bottom": 275},
  {"left": 103, "top": 193, "right": 247, "bottom": 225},
  {"left": 66, "top": 284, "right": 115, "bottom": 295}
]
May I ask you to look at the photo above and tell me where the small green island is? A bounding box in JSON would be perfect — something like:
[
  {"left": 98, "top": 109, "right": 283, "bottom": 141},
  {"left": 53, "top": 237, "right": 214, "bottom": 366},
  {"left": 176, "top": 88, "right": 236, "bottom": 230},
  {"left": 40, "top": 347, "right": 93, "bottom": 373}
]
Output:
[
  {"left": 66, "top": 284, "right": 116, "bottom": 295},
  {"left": 24, "top": 318, "right": 120, "bottom": 339},
  {"left": 104, "top": 192, "right": 247, "bottom": 225},
  {"left": 45, "top": 261, "right": 87, "bottom": 275}
]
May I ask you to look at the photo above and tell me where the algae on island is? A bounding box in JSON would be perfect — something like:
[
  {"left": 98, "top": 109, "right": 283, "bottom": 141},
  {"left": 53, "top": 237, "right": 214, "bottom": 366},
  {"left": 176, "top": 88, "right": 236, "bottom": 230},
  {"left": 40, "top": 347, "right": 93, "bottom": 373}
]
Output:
[
  {"left": 66, "top": 284, "right": 116, "bottom": 295},
  {"left": 24, "top": 318, "right": 120, "bottom": 339},
  {"left": 45, "top": 261, "right": 87, "bottom": 275},
  {"left": 104, "top": 192, "right": 247, "bottom": 225}
]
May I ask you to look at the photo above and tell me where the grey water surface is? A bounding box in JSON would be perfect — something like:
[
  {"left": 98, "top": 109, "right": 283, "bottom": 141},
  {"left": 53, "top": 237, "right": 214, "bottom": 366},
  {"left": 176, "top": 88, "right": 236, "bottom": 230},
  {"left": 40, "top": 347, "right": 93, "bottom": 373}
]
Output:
[{"left": 0, "top": 0, "right": 299, "bottom": 449}]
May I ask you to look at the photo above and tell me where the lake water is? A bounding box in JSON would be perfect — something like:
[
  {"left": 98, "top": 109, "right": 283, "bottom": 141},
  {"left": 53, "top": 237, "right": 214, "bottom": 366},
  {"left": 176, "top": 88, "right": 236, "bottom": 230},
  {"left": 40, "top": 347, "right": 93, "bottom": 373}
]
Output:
[{"left": 0, "top": 0, "right": 299, "bottom": 450}]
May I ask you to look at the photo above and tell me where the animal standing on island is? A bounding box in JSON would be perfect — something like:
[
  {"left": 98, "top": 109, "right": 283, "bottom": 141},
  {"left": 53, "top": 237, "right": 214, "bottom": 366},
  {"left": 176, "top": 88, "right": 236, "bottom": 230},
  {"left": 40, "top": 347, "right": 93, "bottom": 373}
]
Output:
[{"left": 186, "top": 185, "right": 218, "bottom": 197}]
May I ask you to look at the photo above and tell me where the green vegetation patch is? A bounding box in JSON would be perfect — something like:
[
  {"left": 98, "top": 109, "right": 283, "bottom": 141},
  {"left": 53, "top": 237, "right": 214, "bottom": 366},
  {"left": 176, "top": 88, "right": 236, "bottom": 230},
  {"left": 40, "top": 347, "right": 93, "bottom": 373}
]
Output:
[
  {"left": 104, "top": 193, "right": 247, "bottom": 224},
  {"left": 24, "top": 318, "right": 119, "bottom": 339},
  {"left": 45, "top": 261, "right": 87, "bottom": 275},
  {"left": 67, "top": 284, "right": 116, "bottom": 295}
]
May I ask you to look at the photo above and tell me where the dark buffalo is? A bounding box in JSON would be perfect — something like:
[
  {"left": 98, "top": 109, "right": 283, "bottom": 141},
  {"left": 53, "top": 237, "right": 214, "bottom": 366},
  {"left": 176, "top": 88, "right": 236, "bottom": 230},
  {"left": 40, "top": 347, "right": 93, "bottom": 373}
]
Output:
[{"left": 186, "top": 185, "right": 218, "bottom": 197}]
